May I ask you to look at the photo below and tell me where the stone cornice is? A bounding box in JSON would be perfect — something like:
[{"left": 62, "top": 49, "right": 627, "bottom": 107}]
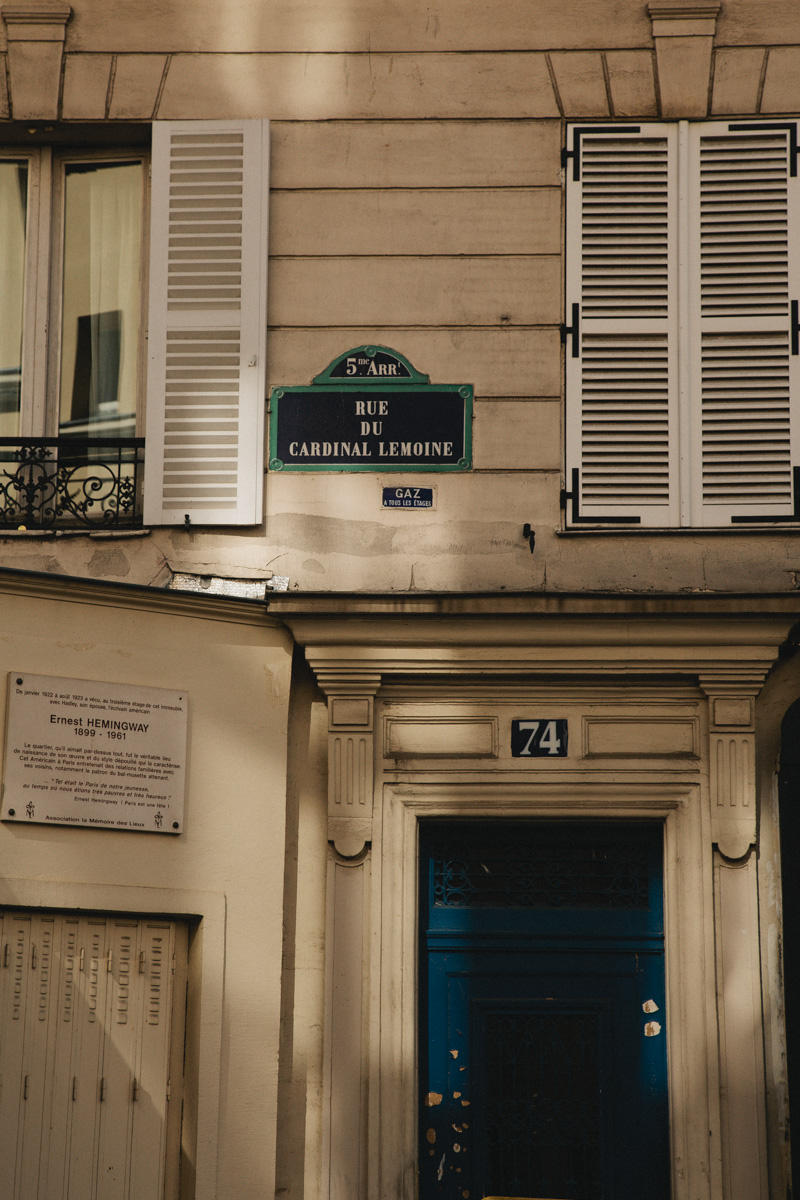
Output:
[
  {"left": 648, "top": 1, "right": 720, "bottom": 36},
  {"left": 0, "top": 567, "right": 280, "bottom": 629},
  {"left": 267, "top": 590, "right": 800, "bottom": 620},
  {"left": 303, "top": 640, "right": 789, "bottom": 684},
  {"left": 281, "top": 594, "right": 798, "bottom": 690},
  {"left": 2, "top": 3, "right": 71, "bottom": 38}
]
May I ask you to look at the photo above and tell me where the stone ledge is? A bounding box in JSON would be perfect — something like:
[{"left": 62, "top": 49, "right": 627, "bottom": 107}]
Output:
[{"left": 0, "top": 528, "right": 151, "bottom": 539}]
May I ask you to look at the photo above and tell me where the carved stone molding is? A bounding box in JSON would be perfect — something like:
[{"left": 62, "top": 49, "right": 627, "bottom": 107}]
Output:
[
  {"left": 2, "top": 2, "right": 71, "bottom": 118},
  {"left": 700, "top": 673, "right": 762, "bottom": 860},
  {"left": 649, "top": 2, "right": 721, "bottom": 34},
  {"left": 279, "top": 603, "right": 799, "bottom": 859},
  {"left": 310, "top": 664, "right": 381, "bottom": 858},
  {"left": 648, "top": 0, "right": 720, "bottom": 118}
]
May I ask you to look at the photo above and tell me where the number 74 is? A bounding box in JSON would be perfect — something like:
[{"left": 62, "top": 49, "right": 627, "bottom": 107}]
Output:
[{"left": 517, "top": 720, "right": 562, "bottom": 756}]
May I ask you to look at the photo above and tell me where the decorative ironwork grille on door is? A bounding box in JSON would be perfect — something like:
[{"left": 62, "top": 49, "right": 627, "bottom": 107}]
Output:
[{"left": 429, "top": 825, "right": 652, "bottom": 909}]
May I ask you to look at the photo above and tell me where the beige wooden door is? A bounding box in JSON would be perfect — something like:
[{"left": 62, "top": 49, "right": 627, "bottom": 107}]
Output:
[{"left": 0, "top": 911, "right": 187, "bottom": 1200}]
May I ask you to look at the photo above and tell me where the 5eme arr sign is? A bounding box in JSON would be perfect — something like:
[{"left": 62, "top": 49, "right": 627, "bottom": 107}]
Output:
[{"left": 269, "top": 346, "right": 472, "bottom": 473}]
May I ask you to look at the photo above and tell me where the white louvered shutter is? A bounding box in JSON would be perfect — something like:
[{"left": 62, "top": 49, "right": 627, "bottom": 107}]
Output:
[
  {"left": 144, "top": 121, "right": 269, "bottom": 526},
  {"left": 565, "top": 124, "right": 680, "bottom": 527},
  {"left": 686, "top": 122, "right": 800, "bottom": 525}
]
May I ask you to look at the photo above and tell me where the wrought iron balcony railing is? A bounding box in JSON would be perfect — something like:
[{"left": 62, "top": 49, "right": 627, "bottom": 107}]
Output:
[{"left": 0, "top": 438, "right": 145, "bottom": 530}]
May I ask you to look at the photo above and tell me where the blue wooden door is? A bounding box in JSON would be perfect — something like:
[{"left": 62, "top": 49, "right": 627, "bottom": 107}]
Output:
[{"left": 419, "top": 821, "right": 669, "bottom": 1200}]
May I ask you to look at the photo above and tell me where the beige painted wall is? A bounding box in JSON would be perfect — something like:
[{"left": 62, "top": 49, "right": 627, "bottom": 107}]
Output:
[
  {"left": 0, "top": 576, "right": 294, "bottom": 1199},
  {"left": 1, "top": 0, "right": 800, "bottom": 594}
]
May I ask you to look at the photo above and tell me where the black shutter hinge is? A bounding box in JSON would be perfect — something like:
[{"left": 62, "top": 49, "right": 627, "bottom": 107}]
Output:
[
  {"left": 561, "top": 467, "right": 642, "bottom": 526},
  {"left": 731, "top": 465, "right": 800, "bottom": 524},
  {"left": 561, "top": 125, "right": 641, "bottom": 180},
  {"left": 728, "top": 122, "right": 798, "bottom": 177},
  {"left": 560, "top": 303, "right": 580, "bottom": 358},
  {"left": 792, "top": 299, "right": 799, "bottom": 356}
]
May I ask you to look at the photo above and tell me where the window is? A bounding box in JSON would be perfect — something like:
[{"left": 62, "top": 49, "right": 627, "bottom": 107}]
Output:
[
  {"left": 0, "top": 120, "right": 269, "bottom": 529},
  {"left": 564, "top": 120, "right": 800, "bottom": 528},
  {"left": 1, "top": 150, "right": 146, "bottom": 441}
]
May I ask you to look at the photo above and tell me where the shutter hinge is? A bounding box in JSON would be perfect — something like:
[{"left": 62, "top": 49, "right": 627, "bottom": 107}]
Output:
[
  {"left": 72, "top": 1076, "right": 78, "bottom": 1101},
  {"left": 30, "top": 944, "right": 37, "bottom": 969},
  {"left": 106, "top": 949, "right": 113, "bottom": 973},
  {"left": 731, "top": 465, "right": 800, "bottom": 523},
  {"left": 171, "top": 953, "right": 176, "bottom": 975},
  {"left": 132, "top": 1077, "right": 140, "bottom": 1102},
  {"left": 561, "top": 467, "right": 642, "bottom": 526},
  {"left": 166, "top": 1077, "right": 171, "bottom": 1102},
  {"left": 2, "top": 942, "right": 8, "bottom": 967},
  {"left": 139, "top": 950, "right": 146, "bottom": 974},
  {"left": 792, "top": 300, "right": 799, "bottom": 356},
  {"left": 23, "top": 1074, "right": 29, "bottom": 1100},
  {"left": 728, "top": 121, "right": 799, "bottom": 177},
  {"left": 100, "top": 1077, "right": 107, "bottom": 1102},
  {"left": 79, "top": 947, "right": 85, "bottom": 972},
  {"left": 560, "top": 124, "right": 641, "bottom": 180},
  {"left": 560, "top": 302, "right": 580, "bottom": 358}
]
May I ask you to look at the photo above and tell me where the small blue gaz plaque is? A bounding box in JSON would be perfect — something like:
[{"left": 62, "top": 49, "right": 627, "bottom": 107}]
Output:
[{"left": 382, "top": 487, "right": 434, "bottom": 509}]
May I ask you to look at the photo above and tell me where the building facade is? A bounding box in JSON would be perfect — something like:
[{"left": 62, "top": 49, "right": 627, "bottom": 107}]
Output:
[{"left": 1, "top": 1, "right": 800, "bottom": 1198}]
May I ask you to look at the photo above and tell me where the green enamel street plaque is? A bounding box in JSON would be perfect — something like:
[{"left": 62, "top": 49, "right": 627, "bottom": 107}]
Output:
[{"left": 268, "top": 346, "right": 473, "bottom": 473}]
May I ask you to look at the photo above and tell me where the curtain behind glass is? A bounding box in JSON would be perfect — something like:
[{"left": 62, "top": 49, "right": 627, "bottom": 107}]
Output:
[
  {"left": 59, "top": 160, "right": 143, "bottom": 437},
  {"left": 0, "top": 161, "right": 28, "bottom": 437}
]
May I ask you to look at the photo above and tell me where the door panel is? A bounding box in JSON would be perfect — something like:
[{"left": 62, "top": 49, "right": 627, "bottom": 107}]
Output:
[
  {"left": 419, "top": 821, "right": 669, "bottom": 1200},
  {"left": 0, "top": 911, "right": 186, "bottom": 1200}
]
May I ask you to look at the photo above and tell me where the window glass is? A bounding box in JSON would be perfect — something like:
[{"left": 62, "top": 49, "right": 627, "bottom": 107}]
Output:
[
  {"left": 0, "top": 160, "right": 28, "bottom": 437},
  {"left": 59, "top": 159, "right": 143, "bottom": 437}
]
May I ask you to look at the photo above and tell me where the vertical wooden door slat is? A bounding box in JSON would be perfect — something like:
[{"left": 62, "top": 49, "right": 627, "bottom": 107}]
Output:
[
  {"left": 67, "top": 919, "right": 111, "bottom": 1200},
  {"left": 95, "top": 921, "right": 139, "bottom": 1200},
  {"left": 40, "top": 918, "right": 82, "bottom": 1200},
  {"left": 0, "top": 914, "right": 33, "bottom": 1199}
]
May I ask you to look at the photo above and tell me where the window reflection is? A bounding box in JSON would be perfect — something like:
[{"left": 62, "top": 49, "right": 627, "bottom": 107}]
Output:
[
  {"left": 59, "top": 160, "right": 143, "bottom": 437},
  {"left": 0, "top": 161, "right": 28, "bottom": 436}
]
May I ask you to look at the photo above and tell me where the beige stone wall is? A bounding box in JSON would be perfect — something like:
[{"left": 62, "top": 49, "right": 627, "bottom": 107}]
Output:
[
  {"left": 1, "top": 0, "right": 800, "bottom": 593},
  {"left": 0, "top": 574, "right": 294, "bottom": 1199}
]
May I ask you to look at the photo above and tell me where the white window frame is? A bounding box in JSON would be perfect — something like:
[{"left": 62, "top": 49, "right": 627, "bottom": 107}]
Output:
[{"left": 4, "top": 145, "right": 150, "bottom": 439}]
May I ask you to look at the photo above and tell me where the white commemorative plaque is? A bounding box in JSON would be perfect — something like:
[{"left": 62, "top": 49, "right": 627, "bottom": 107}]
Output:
[{"left": 2, "top": 673, "right": 188, "bottom": 833}]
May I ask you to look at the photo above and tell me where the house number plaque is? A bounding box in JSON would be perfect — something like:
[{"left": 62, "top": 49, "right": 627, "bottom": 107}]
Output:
[{"left": 511, "top": 719, "right": 569, "bottom": 757}]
